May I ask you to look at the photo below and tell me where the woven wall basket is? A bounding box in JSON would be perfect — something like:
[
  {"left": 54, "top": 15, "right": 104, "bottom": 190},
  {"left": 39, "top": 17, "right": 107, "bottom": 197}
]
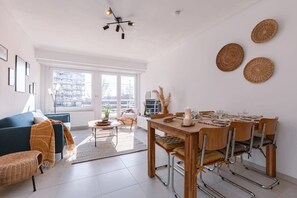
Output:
[
  {"left": 216, "top": 43, "right": 244, "bottom": 72},
  {"left": 251, "top": 19, "right": 278, "bottom": 43},
  {"left": 244, "top": 57, "right": 274, "bottom": 83}
]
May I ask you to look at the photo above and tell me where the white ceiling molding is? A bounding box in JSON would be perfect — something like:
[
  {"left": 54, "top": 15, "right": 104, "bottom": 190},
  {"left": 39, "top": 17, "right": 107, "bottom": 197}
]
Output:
[{"left": 35, "top": 48, "right": 147, "bottom": 73}]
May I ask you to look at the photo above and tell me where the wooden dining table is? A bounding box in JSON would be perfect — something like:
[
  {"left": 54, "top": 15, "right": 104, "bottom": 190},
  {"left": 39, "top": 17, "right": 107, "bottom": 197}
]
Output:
[{"left": 147, "top": 117, "right": 276, "bottom": 198}]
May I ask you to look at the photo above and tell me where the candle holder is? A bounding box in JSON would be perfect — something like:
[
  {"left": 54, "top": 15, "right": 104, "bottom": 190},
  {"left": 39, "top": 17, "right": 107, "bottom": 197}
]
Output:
[{"left": 183, "top": 107, "right": 193, "bottom": 126}]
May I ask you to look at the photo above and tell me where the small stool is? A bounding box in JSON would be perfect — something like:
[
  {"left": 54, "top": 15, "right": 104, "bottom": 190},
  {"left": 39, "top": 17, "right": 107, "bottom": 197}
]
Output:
[{"left": 0, "top": 150, "right": 43, "bottom": 192}]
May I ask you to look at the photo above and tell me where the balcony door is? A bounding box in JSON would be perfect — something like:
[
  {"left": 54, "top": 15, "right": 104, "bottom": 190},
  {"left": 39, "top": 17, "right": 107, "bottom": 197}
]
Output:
[{"left": 101, "top": 74, "right": 136, "bottom": 118}]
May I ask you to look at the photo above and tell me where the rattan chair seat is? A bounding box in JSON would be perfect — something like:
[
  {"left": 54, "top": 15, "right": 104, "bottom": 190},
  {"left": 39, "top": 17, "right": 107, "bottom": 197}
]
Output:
[
  {"left": 173, "top": 147, "right": 225, "bottom": 165},
  {"left": 220, "top": 143, "right": 248, "bottom": 156},
  {"left": 240, "top": 137, "right": 273, "bottom": 148},
  {"left": 155, "top": 135, "right": 184, "bottom": 152}
]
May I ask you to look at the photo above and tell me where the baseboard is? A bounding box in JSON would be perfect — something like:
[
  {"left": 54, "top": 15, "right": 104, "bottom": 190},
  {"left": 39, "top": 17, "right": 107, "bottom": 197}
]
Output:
[{"left": 243, "top": 159, "right": 297, "bottom": 185}]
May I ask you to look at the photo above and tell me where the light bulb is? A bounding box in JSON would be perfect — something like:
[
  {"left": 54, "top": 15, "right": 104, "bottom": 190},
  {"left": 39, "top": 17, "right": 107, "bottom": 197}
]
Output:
[
  {"left": 106, "top": 8, "right": 112, "bottom": 16},
  {"left": 128, "top": 21, "right": 135, "bottom": 26}
]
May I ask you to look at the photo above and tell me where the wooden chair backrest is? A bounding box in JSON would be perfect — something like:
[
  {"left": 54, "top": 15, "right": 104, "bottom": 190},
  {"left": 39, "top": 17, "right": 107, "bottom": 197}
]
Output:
[
  {"left": 199, "top": 126, "right": 229, "bottom": 151},
  {"left": 258, "top": 117, "right": 278, "bottom": 135},
  {"left": 230, "top": 121, "right": 253, "bottom": 142},
  {"left": 175, "top": 112, "right": 185, "bottom": 117},
  {"left": 199, "top": 111, "right": 215, "bottom": 116}
]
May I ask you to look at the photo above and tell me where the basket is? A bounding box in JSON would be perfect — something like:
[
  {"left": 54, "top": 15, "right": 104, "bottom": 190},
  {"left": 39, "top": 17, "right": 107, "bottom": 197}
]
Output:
[
  {"left": 95, "top": 121, "right": 111, "bottom": 126},
  {"left": 216, "top": 43, "right": 244, "bottom": 72},
  {"left": 251, "top": 19, "right": 278, "bottom": 43},
  {"left": 243, "top": 57, "right": 274, "bottom": 83}
]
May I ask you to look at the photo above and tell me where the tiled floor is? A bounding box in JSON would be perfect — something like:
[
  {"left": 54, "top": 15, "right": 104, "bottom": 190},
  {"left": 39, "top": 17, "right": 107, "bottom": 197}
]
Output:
[{"left": 1, "top": 127, "right": 297, "bottom": 198}]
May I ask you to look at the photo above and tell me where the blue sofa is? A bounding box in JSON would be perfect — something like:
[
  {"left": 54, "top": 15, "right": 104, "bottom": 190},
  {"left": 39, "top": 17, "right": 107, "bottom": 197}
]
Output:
[{"left": 0, "top": 112, "right": 70, "bottom": 159}]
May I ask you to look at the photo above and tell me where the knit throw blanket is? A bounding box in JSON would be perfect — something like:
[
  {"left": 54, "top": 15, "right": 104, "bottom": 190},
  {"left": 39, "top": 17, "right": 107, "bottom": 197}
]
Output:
[
  {"left": 50, "top": 119, "right": 75, "bottom": 151},
  {"left": 30, "top": 119, "right": 75, "bottom": 166},
  {"left": 30, "top": 120, "right": 55, "bottom": 166}
]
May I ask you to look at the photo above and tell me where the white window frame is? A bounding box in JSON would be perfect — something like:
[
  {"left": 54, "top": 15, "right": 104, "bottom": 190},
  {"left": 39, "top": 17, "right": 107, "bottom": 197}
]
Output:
[
  {"left": 44, "top": 66, "right": 139, "bottom": 117},
  {"left": 100, "top": 72, "right": 137, "bottom": 118},
  {"left": 49, "top": 67, "right": 94, "bottom": 112}
]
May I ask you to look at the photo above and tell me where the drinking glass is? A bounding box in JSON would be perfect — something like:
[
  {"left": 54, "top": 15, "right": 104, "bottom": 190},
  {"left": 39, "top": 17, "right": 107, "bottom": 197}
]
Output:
[
  {"left": 216, "top": 110, "right": 224, "bottom": 119},
  {"left": 238, "top": 110, "right": 249, "bottom": 118}
]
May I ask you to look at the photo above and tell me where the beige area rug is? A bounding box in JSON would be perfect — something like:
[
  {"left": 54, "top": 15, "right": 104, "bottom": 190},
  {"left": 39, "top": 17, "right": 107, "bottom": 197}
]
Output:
[{"left": 71, "top": 131, "right": 147, "bottom": 164}]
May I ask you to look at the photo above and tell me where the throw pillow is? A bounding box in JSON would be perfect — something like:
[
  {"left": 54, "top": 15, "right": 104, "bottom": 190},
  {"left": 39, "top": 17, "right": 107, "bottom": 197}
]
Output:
[{"left": 32, "top": 111, "right": 48, "bottom": 124}]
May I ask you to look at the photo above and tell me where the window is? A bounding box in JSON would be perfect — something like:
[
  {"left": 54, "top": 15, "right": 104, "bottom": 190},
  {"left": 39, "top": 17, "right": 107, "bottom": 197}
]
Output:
[
  {"left": 49, "top": 69, "right": 137, "bottom": 117},
  {"left": 53, "top": 70, "right": 92, "bottom": 108}
]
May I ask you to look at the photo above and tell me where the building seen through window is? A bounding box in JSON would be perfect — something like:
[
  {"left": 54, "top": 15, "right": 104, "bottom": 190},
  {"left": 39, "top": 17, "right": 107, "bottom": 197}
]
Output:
[{"left": 53, "top": 70, "right": 92, "bottom": 108}]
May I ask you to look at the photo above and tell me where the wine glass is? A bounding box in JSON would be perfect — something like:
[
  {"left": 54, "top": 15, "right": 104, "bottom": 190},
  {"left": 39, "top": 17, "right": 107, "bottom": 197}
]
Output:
[
  {"left": 216, "top": 110, "right": 224, "bottom": 119},
  {"left": 238, "top": 109, "right": 249, "bottom": 118}
]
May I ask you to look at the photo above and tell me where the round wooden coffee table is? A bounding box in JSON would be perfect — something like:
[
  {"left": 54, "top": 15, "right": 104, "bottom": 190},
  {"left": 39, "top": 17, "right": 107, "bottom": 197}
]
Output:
[{"left": 88, "top": 120, "right": 121, "bottom": 147}]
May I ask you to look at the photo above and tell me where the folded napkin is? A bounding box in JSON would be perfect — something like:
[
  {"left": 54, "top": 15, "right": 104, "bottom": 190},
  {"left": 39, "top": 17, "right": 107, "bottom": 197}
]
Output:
[{"left": 198, "top": 120, "right": 229, "bottom": 127}]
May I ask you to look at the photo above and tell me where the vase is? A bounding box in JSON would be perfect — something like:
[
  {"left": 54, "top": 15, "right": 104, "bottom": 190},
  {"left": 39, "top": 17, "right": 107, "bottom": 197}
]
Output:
[{"left": 162, "top": 106, "right": 169, "bottom": 115}]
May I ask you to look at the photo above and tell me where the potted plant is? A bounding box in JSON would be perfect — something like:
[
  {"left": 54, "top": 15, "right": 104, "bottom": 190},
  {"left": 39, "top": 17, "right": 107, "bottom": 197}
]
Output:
[{"left": 103, "top": 106, "right": 110, "bottom": 121}]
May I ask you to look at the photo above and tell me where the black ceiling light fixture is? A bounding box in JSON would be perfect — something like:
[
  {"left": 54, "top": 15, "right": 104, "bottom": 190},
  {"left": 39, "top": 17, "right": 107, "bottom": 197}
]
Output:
[
  {"left": 103, "top": 25, "right": 109, "bottom": 30},
  {"left": 102, "top": 7, "right": 135, "bottom": 39}
]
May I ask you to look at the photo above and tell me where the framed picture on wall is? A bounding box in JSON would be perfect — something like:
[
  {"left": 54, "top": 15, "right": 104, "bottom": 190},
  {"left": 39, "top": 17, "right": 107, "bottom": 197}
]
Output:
[
  {"left": 29, "top": 84, "right": 32, "bottom": 94},
  {"left": 32, "top": 82, "right": 36, "bottom": 95},
  {"left": 8, "top": 68, "right": 15, "bottom": 86},
  {"left": 26, "top": 62, "right": 30, "bottom": 76},
  {"left": 0, "top": 44, "right": 8, "bottom": 61},
  {"left": 15, "top": 55, "right": 26, "bottom": 92}
]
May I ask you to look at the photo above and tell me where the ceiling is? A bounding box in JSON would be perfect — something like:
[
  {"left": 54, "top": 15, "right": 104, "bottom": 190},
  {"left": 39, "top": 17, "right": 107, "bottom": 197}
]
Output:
[{"left": 1, "top": 0, "right": 260, "bottom": 62}]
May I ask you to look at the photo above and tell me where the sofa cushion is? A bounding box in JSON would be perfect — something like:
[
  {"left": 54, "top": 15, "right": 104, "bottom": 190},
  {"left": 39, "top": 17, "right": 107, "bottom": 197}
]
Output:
[
  {"left": 0, "top": 112, "right": 34, "bottom": 128},
  {"left": 63, "top": 122, "right": 71, "bottom": 130},
  {"left": 45, "top": 113, "right": 70, "bottom": 123},
  {"left": 32, "top": 111, "right": 48, "bottom": 124}
]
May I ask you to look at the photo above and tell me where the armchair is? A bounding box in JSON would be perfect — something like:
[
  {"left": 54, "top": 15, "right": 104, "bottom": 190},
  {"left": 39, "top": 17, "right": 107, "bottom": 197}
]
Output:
[{"left": 116, "top": 109, "right": 138, "bottom": 130}]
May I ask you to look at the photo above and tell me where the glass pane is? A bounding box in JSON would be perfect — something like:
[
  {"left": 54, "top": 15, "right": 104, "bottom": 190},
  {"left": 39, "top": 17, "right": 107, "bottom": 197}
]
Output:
[
  {"left": 52, "top": 70, "right": 92, "bottom": 108},
  {"left": 121, "top": 76, "right": 135, "bottom": 110},
  {"left": 101, "top": 75, "right": 117, "bottom": 118}
]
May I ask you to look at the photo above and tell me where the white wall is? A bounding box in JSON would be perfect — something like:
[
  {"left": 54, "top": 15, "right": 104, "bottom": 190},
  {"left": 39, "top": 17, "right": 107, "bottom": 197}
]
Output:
[
  {"left": 0, "top": 1, "right": 40, "bottom": 118},
  {"left": 141, "top": 0, "right": 297, "bottom": 179}
]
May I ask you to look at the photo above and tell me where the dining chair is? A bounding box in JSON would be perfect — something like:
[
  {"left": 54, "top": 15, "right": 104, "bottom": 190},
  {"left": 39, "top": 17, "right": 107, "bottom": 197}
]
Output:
[
  {"left": 171, "top": 126, "right": 231, "bottom": 198},
  {"left": 199, "top": 111, "right": 215, "bottom": 116},
  {"left": 218, "top": 121, "right": 255, "bottom": 197},
  {"left": 175, "top": 112, "right": 185, "bottom": 117},
  {"left": 235, "top": 117, "right": 279, "bottom": 189},
  {"left": 153, "top": 114, "right": 184, "bottom": 186},
  {"left": 155, "top": 135, "right": 184, "bottom": 186}
]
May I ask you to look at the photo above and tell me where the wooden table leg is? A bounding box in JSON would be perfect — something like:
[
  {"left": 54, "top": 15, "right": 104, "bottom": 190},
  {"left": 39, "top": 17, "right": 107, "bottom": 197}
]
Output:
[
  {"left": 266, "top": 144, "right": 276, "bottom": 177},
  {"left": 184, "top": 134, "right": 199, "bottom": 198},
  {"left": 148, "top": 122, "right": 156, "bottom": 178}
]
